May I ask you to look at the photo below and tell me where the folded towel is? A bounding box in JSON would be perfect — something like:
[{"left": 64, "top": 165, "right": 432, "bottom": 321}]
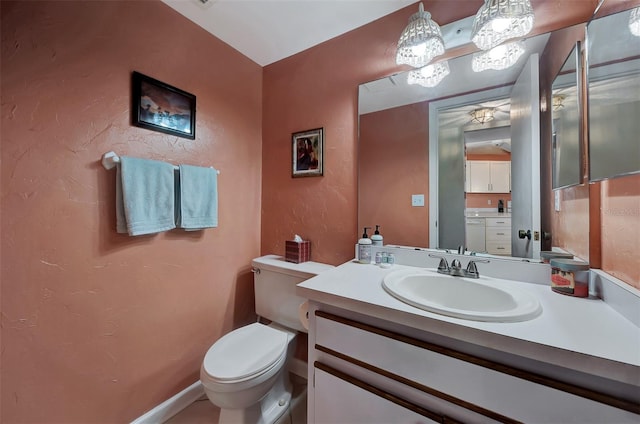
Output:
[
  {"left": 117, "top": 156, "right": 176, "bottom": 236},
  {"left": 176, "top": 164, "right": 218, "bottom": 230}
]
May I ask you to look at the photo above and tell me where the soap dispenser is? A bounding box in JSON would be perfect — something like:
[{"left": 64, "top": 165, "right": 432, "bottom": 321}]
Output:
[
  {"left": 358, "top": 227, "right": 372, "bottom": 264},
  {"left": 371, "top": 225, "right": 383, "bottom": 246}
]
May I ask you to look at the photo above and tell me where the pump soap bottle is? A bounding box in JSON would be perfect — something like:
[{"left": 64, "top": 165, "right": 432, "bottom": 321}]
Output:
[
  {"left": 358, "top": 227, "right": 372, "bottom": 264},
  {"left": 371, "top": 225, "right": 383, "bottom": 246}
]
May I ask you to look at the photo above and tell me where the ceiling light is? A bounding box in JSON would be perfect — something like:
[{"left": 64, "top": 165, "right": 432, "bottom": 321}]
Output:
[
  {"left": 552, "top": 94, "right": 566, "bottom": 111},
  {"left": 396, "top": 2, "right": 445, "bottom": 68},
  {"left": 407, "top": 61, "right": 450, "bottom": 87},
  {"left": 471, "top": 0, "right": 534, "bottom": 50},
  {"left": 472, "top": 40, "right": 525, "bottom": 72},
  {"left": 470, "top": 108, "right": 495, "bottom": 124},
  {"left": 630, "top": 7, "right": 640, "bottom": 37}
]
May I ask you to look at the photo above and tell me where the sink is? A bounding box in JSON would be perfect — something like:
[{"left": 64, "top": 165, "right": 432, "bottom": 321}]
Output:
[{"left": 382, "top": 268, "right": 541, "bottom": 322}]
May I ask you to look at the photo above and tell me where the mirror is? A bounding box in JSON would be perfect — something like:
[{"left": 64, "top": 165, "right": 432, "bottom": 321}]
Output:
[
  {"left": 587, "top": 8, "right": 640, "bottom": 181},
  {"left": 552, "top": 42, "right": 583, "bottom": 189},
  {"left": 358, "top": 31, "right": 551, "bottom": 259}
]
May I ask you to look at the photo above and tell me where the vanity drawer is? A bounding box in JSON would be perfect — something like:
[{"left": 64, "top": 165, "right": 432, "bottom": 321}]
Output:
[
  {"left": 486, "top": 240, "right": 511, "bottom": 255},
  {"left": 314, "top": 311, "right": 638, "bottom": 423},
  {"left": 485, "top": 227, "right": 510, "bottom": 241},
  {"left": 485, "top": 217, "right": 510, "bottom": 227}
]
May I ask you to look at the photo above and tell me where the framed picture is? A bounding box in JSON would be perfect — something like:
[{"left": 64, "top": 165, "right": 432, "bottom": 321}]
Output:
[
  {"left": 132, "top": 71, "right": 196, "bottom": 140},
  {"left": 292, "top": 127, "right": 324, "bottom": 177}
]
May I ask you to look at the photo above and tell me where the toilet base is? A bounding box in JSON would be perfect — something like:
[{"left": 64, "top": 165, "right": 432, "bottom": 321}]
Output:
[{"left": 218, "top": 369, "right": 292, "bottom": 424}]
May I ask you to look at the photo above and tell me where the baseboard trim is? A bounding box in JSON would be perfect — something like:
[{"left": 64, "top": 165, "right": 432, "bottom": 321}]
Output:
[{"left": 130, "top": 381, "right": 205, "bottom": 424}]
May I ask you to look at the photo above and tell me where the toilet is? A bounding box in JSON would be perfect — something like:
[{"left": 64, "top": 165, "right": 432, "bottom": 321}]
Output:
[{"left": 200, "top": 255, "right": 333, "bottom": 424}]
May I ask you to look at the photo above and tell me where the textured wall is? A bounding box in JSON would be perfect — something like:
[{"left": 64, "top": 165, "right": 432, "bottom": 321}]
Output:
[
  {"left": 359, "top": 103, "right": 430, "bottom": 247},
  {"left": 601, "top": 175, "right": 640, "bottom": 288},
  {"left": 1, "top": 1, "right": 262, "bottom": 422},
  {"left": 260, "top": 1, "right": 482, "bottom": 265}
]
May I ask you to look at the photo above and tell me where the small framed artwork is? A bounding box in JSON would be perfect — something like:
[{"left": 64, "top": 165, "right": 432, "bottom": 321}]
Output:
[
  {"left": 292, "top": 127, "right": 324, "bottom": 178},
  {"left": 132, "top": 71, "right": 196, "bottom": 140}
]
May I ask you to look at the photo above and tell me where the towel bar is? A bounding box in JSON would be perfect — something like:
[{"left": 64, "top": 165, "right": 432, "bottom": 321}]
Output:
[{"left": 101, "top": 151, "right": 220, "bottom": 174}]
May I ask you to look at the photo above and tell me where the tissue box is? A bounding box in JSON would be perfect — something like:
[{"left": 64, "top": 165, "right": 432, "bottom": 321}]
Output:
[{"left": 285, "top": 240, "right": 310, "bottom": 263}]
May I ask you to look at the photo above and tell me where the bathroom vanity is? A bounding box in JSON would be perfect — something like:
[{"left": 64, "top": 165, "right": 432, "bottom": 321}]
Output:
[{"left": 297, "top": 252, "right": 640, "bottom": 423}]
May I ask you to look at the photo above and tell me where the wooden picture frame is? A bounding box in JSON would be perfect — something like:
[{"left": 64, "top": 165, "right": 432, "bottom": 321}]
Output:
[
  {"left": 292, "top": 127, "right": 323, "bottom": 177},
  {"left": 132, "top": 71, "right": 196, "bottom": 140}
]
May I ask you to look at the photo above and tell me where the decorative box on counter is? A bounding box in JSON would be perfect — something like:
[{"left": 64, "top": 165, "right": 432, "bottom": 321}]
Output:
[{"left": 285, "top": 240, "right": 310, "bottom": 263}]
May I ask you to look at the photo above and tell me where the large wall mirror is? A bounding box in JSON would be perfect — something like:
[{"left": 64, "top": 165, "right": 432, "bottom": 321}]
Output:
[
  {"left": 358, "top": 11, "right": 596, "bottom": 260},
  {"left": 359, "top": 28, "right": 551, "bottom": 259},
  {"left": 587, "top": 7, "right": 640, "bottom": 181}
]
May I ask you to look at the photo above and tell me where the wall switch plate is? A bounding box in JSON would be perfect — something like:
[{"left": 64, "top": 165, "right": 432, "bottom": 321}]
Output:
[
  {"left": 554, "top": 190, "right": 561, "bottom": 212},
  {"left": 411, "top": 194, "right": 425, "bottom": 207},
  {"left": 488, "top": 199, "right": 492, "bottom": 205}
]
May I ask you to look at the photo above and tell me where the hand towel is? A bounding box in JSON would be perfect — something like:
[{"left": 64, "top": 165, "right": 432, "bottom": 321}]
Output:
[
  {"left": 117, "top": 156, "right": 176, "bottom": 236},
  {"left": 176, "top": 164, "right": 218, "bottom": 230}
]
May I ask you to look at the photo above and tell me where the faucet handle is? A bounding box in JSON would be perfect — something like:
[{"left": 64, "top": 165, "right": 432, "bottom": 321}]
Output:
[
  {"left": 465, "top": 259, "right": 490, "bottom": 278},
  {"left": 428, "top": 254, "right": 450, "bottom": 272}
]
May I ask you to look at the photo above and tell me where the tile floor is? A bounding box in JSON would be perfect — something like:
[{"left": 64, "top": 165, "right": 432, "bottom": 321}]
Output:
[{"left": 165, "top": 374, "right": 307, "bottom": 424}]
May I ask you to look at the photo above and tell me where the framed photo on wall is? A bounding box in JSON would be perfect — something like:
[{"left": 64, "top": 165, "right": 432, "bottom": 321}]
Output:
[
  {"left": 132, "top": 71, "right": 196, "bottom": 140},
  {"left": 292, "top": 127, "right": 323, "bottom": 178}
]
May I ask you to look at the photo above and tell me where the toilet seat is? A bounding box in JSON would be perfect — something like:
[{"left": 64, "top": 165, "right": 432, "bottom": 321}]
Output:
[{"left": 202, "top": 323, "right": 289, "bottom": 384}]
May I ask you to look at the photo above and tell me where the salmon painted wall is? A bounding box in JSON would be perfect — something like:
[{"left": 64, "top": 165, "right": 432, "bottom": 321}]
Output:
[
  {"left": 601, "top": 175, "right": 640, "bottom": 288},
  {"left": 1, "top": 1, "right": 262, "bottom": 422},
  {"left": 359, "top": 103, "right": 430, "bottom": 247},
  {"left": 261, "top": 1, "right": 482, "bottom": 265}
]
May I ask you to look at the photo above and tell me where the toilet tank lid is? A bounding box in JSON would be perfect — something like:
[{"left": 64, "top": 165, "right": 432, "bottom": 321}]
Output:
[{"left": 252, "top": 255, "right": 334, "bottom": 278}]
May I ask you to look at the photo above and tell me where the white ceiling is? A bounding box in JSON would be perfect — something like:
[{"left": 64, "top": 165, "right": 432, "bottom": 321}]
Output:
[{"left": 162, "top": 0, "right": 416, "bottom": 66}]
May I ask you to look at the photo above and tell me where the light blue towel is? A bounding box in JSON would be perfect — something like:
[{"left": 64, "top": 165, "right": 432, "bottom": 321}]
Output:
[
  {"left": 116, "top": 156, "right": 176, "bottom": 236},
  {"left": 176, "top": 164, "right": 218, "bottom": 230}
]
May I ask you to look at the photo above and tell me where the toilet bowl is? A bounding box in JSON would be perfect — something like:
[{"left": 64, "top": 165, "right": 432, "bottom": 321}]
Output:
[
  {"left": 200, "top": 255, "right": 333, "bottom": 424},
  {"left": 200, "top": 323, "right": 295, "bottom": 424}
]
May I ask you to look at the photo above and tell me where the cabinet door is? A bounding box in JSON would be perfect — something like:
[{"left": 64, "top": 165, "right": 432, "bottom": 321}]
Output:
[
  {"left": 467, "top": 161, "right": 491, "bottom": 193},
  {"left": 314, "top": 366, "right": 440, "bottom": 424},
  {"left": 490, "top": 161, "right": 511, "bottom": 193}
]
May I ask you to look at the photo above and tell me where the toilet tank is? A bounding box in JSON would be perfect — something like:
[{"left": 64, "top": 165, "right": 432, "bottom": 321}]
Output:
[{"left": 252, "top": 255, "right": 333, "bottom": 332}]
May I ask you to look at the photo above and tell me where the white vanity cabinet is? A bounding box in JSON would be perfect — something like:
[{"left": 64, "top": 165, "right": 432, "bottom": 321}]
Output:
[
  {"left": 307, "top": 306, "right": 639, "bottom": 424},
  {"left": 465, "top": 161, "right": 511, "bottom": 193},
  {"left": 465, "top": 216, "right": 511, "bottom": 255},
  {"left": 485, "top": 217, "right": 511, "bottom": 255}
]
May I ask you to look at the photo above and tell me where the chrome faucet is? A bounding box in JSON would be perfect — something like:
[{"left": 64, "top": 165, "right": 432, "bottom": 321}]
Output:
[{"left": 429, "top": 254, "right": 490, "bottom": 279}]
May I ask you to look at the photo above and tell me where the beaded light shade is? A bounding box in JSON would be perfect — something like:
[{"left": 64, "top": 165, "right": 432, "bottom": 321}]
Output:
[
  {"left": 471, "top": 0, "right": 534, "bottom": 50},
  {"left": 469, "top": 108, "right": 495, "bottom": 124},
  {"left": 472, "top": 40, "right": 525, "bottom": 72},
  {"left": 552, "top": 94, "right": 566, "bottom": 111},
  {"left": 407, "top": 61, "right": 450, "bottom": 88},
  {"left": 396, "top": 3, "right": 445, "bottom": 68},
  {"left": 630, "top": 7, "right": 640, "bottom": 37}
]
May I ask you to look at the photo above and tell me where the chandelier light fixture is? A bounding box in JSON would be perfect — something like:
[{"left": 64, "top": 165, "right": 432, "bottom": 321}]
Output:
[
  {"left": 471, "top": 0, "right": 534, "bottom": 51},
  {"left": 552, "top": 94, "right": 566, "bottom": 111},
  {"left": 470, "top": 108, "right": 496, "bottom": 124},
  {"left": 630, "top": 7, "right": 640, "bottom": 37},
  {"left": 407, "top": 61, "right": 450, "bottom": 87},
  {"left": 396, "top": 2, "right": 445, "bottom": 68},
  {"left": 472, "top": 40, "right": 525, "bottom": 72}
]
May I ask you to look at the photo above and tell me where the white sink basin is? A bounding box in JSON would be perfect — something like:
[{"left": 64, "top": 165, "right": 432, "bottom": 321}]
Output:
[{"left": 382, "top": 268, "right": 541, "bottom": 322}]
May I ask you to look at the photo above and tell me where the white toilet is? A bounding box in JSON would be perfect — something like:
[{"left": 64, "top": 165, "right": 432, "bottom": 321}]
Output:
[{"left": 200, "top": 255, "right": 333, "bottom": 424}]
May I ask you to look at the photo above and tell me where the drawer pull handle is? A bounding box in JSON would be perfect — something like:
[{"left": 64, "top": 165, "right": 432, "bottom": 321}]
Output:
[
  {"left": 496, "top": 232, "right": 505, "bottom": 235},
  {"left": 497, "top": 247, "right": 505, "bottom": 250}
]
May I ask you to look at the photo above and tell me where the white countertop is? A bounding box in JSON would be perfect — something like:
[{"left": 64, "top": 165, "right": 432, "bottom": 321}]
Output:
[
  {"left": 465, "top": 211, "right": 512, "bottom": 218},
  {"left": 298, "top": 260, "right": 640, "bottom": 387}
]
